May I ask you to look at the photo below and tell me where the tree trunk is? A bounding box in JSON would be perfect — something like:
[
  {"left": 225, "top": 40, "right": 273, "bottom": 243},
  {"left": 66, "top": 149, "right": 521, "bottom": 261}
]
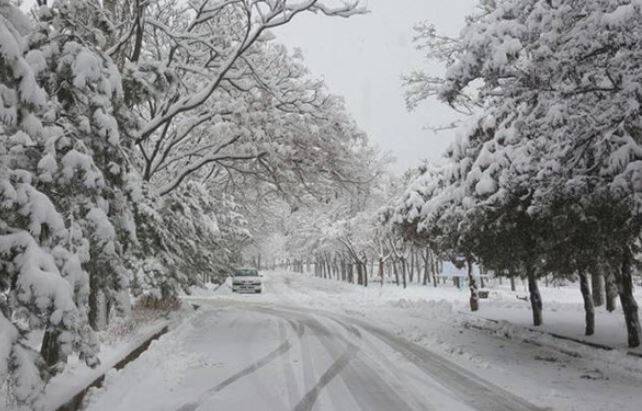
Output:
[
  {"left": 379, "top": 257, "right": 385, "bottom": 287},
  {"left": 356, "top": 262, "right": 363, "bottom": 285},
  {"left": 40, "top": 329, "right": 62, "bottom": 373},
  {"left": 579, "top": 271, "right": 595, "bottom": 336},
  {"left": 618, "top": 250, "right": 640, "bottom": 348},
  {"left": 393, "top": 260, "right": 400, "bottom": 286},
  {"left": 409, "top": 251, "right": 415, "bottom": 283},
  {"left": 105, "top": 296, "right": 113, "bottom": 328},
  {"left": 401, "top": 257, "right": 407, "bottom": 289},
  {"left": 527, "top": 267, "right": 543, "bottom": 326},
  {"left": 467, "top": 259, "right": 479, "bottom": 311},
  {"left": 510, "top": 276, "right": 516, "bottom": 292},
  {"left": 415, "top": 252, "right": 422, "bottom": 283},
  {"left": 362, "top": 259, "right": 368, "bottom": 287},
  {"left": 430, "top": 253, "right": 438, "bottom": 287},
  {"left": 88, "top": 282, "right": 100, "bottom": 331},
  {"left": 422, "top": 250, "right": 429, "bottom": 286},
  {"left": 606, "top": 272, "right": 617, "bottom": 312},
  {"left": 591, "top": 270, "right": 605, "bottom": 307}
]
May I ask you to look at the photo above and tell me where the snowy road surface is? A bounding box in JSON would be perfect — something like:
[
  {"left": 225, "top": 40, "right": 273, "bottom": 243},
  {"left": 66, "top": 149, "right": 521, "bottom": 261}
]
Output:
[
  {"left": 177, "top": 303, "right": 539, "bottom": 411},
  {"left": 86, "top": 272, "right": 542, "bottom": 411},
  {"left": 86, "top": 271, "right": 642, "bottom": 411}
]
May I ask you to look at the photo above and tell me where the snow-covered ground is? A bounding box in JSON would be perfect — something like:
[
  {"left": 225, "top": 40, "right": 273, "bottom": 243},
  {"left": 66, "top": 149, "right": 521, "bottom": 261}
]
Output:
[
  {"left": 469, "top": 284, "right": 641, "bottom": 352},
  {"left": 38, "top": 308, "right": 186, "bottom": 411},
  {"left": 84, "top": 271, "right": 642, "bottom": 411}
]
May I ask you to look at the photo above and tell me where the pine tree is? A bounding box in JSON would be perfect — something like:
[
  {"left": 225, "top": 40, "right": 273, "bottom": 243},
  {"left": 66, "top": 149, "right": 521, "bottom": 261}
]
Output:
[
  {"left": 30, "top": 1, "right": 139, "bottom": 330},
  {"left": 0, "top": 2, "right": 98, "bottom": 406}
]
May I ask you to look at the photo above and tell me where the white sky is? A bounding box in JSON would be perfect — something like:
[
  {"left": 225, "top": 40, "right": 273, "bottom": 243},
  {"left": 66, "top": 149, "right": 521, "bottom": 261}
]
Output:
[{"left": 275, "top": 0, "right": 477, "bottom": 173}]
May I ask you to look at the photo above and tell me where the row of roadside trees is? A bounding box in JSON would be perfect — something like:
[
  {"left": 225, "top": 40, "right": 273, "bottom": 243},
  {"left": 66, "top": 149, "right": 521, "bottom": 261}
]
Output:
[
  {"left": 280, "top": 0, "right": 642, "bottom": 349},
  {"left": 1, "top": 0, "right": 370, "bottom": 407},
  {"left": 394, "top": 0, "right": 642, "bottom": 348}
]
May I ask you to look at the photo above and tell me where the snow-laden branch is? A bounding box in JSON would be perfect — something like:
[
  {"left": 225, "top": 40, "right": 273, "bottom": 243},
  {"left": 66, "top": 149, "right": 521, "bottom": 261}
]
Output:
[{"left": 135, "top": 0, "right": 367, "bottom": 144}]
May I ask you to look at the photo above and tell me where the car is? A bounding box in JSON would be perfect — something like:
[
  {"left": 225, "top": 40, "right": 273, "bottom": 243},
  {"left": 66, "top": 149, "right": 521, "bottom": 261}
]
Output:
[{"left": 231, "top": 268, "right": 263, "bottom": 293}]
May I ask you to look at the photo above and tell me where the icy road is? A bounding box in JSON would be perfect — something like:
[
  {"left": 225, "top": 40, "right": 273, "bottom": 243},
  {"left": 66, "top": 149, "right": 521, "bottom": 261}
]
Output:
[{"left": 85, "top": 272, "right": 545, "bottom": 411}]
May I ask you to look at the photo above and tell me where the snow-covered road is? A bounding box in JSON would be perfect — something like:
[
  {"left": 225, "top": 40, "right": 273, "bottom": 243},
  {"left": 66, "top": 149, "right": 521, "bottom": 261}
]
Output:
[
  {"left": 85, "top": 303, "right": 536, "bottom": 411},
  {"left": 186, "top": 302, "right": 539, "bottom": 411},
  {"left": 84, "top": 271, "right": 642, "bottom": 411}
]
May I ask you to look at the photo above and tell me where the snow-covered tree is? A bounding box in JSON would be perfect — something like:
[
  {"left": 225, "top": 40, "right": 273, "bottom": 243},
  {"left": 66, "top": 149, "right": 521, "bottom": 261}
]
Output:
[
  {"left": 402, "top": 0, "right": 642, "bottom": 346},
  {"left": 279, "top": 156, "right": 398, "bottom": 286},
  {"left": 94, "top": 0, "right": 377, "bottom": 294},
  {"left": 27, "top": 1, "right": 140, "bottom": 331},
  {"left": 130, "top": 182, "right": 250, "bottom": 297},
  {"left": 0, "top": 2, "right": 99, "bottom": 406},
  {"left": 98, "top": 0, "right": 368, "bottom": 196}
]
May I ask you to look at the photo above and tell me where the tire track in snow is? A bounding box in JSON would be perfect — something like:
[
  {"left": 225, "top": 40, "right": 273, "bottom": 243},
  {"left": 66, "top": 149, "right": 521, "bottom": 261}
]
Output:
[
  {"left": 327, "top": 316, "right": 443, "bottom": 411},
  {"left": 187, "top": 299, "right": 541, "bottom": 411},
  {"left": 293, "top": 341, "right": 358, "bottom": 411},
  {"left": 252, "top": 303, "right": 541, "bottom": 411},
  {"left": 352, "top": 318, "right": 545, "bottom": 411},
  {"left": 176, "top": 316, "right": 293, "bottom": 411},
  {"left": 256, "top": 306, "right": 362, "bottom": 410},
  {"left": 312, "top": 317, "right": 415, "bottom": 411},
  {"left": 292, "top": 313, "right": 415, "bottom": 411},
  {"left": 279, "top": 320, "right": 301, "bottom": 409}
]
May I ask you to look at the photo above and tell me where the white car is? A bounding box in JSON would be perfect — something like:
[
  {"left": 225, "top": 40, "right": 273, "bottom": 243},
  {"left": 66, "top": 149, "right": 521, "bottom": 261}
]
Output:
[{"left": 231, "top": 268, "right": 263, "bottom": 293}]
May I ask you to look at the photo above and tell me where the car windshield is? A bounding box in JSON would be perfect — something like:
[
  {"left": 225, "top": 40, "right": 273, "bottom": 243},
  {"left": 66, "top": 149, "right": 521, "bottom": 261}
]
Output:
[{"left": 234, "top": 269, "right": 258, "bottom": 277}]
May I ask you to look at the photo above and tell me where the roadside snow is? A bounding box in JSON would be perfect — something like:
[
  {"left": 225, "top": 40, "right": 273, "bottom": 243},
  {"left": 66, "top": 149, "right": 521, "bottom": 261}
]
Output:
[{"left": 39, "top": 307, "right": 191, "bottom": 411}]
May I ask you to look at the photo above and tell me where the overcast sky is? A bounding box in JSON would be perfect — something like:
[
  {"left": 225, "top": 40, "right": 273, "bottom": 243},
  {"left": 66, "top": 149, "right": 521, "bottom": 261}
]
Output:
[{"left": 276, "top": 0, "right": 477, "bottom": 173}]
